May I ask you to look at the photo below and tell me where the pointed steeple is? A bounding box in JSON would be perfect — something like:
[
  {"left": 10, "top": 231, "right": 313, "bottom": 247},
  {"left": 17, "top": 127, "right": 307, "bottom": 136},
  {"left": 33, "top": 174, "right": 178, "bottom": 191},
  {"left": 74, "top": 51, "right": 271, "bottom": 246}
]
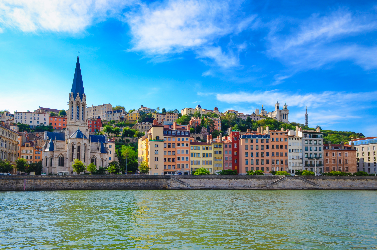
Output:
[{"left": 71, "top": 56, "right": 84, "bottom": 100}]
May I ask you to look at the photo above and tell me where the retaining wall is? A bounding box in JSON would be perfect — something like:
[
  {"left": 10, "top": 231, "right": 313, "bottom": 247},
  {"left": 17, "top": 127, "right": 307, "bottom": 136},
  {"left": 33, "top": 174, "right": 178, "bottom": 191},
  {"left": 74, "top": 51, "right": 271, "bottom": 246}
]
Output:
[{"left": 0, "top": 175, "right": 376, "bottom": 191}]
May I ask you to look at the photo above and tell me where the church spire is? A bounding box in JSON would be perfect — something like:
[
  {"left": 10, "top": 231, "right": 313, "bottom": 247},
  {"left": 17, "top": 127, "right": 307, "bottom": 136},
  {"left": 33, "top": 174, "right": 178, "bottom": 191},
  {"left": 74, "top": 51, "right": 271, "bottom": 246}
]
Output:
[{"left": 71, "top": 56, "right": 84, "bottom": 100}]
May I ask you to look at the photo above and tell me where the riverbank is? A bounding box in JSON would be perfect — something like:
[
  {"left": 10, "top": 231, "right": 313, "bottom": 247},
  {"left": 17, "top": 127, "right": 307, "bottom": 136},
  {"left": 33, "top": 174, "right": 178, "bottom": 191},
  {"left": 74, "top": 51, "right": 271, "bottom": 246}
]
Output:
[{"left": 0, "top": 175, "right": 376, "bottom": 191}]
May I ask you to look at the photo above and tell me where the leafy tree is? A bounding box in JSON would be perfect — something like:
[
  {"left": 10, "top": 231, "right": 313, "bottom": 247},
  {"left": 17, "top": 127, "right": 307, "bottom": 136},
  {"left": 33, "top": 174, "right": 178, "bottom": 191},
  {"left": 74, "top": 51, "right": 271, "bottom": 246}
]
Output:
[
  {"left": 161, "top": 108, "right": 166, "bottom": 114},
  {"left": 193, "top": 167, "right": 210, "bottom": 175},
  {"left": 211, "top": 130, "right": 221, "bottom": 138},
  {"left": 275, "top": 171, "right": 291, "bottom": 176},
  {"left": 139, "top": 161, "right": 150, "bottom": 174},
  {"left": 0, "top": 160, "right": 14, "bottom": 173},
  {"left": 176, "top": 115, "right": 191, "bottom": 125},
  {"left": 17, "top": 123, "right": 31, "bottom": 132},
  {"left": 219, "top": 169, "right": 237, "bottom": 175},
  {"left": 195, "top": 125, "right": 202, "bottom": 134},
  {"left": 103, "top": 125, "right": 114, "bottom": 136},
  {"left": 50, "top": 112, "right": 58, "bottom": 117},
  {"left": 87, "top": 162, "right": 97, "bottom": 174},
  {"left": 113, "top": 105, "right": 125, "bottom": 111},
  {"left": 193, "top": 111, "right": 201, "bottom": 118},
  {"left": 270, "top": 171, "right": 276, "bottom": 175},
  {"left": 190, "top": 127, "right": 195, "bottom": 133},
  {"left": 72, "top": 159, "right": 85, "bottom": 174},
  {"left": 113, "top": 127, "right": 121, "bottom": 137},
  {"left": 107, "top": 164, "right": 117, "bottom": 174},
  {"left": 59, "top": 110, "right": 67, "bottom": 116},
  {"left": 247, "top": 170, "right": 264, "bottom": 175},
  {"left": 16, "top": 158, "right": 28, "bottom": 173},
  {"left": 302, "top": 170, "right": 315, "bottom": 176},
  {"left": 28, "top": 161, "right": 42, "bottom": 175}
]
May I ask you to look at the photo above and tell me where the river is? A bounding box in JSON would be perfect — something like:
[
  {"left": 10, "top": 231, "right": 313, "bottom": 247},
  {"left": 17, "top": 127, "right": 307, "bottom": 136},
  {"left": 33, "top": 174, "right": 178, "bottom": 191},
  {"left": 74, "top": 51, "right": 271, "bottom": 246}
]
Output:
[{"left": 0, "top": 190, "right": 376, "bottom": 249}]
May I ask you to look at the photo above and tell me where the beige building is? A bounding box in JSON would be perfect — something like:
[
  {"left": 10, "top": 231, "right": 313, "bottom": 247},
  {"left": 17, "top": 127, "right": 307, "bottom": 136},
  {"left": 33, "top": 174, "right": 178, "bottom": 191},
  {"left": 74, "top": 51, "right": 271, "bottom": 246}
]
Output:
[
  {"left": 0, "top": 124, "right": 18, "bottom": 164},
  {"left": 86, "top": 103, "right": 112, "bottom": 120},
  {"left": 302, "top": 127, "right": 324, "bottom": 174},
  {"left": 153, "top": 112, "right": 178, "bottom": 125},
  {"left": 181, "top": 105, "right": 221, "bottom": 117},
  {"left": 14, "top": 111, "right": 49, "bottom": 127},
  {"left": 133, "top": 122, "right": 153, "bottom": 133},
  {"left": 254, "top": 102, "right": 290, "bottom": 123},
  {"left": 349, "top": 137, "right": 377, "bottom": 174},
  {"left": 137, "top": 124, "right": 165, "bottom": 175},
  {"left": 42, "top": 57, "right": 115, "bottom": 174},
  {"left": 287, "top": 128, "right": 303, "bottom": 174},
  {"left": 138, "top": 105, "right": 156, "bottom": 114}
]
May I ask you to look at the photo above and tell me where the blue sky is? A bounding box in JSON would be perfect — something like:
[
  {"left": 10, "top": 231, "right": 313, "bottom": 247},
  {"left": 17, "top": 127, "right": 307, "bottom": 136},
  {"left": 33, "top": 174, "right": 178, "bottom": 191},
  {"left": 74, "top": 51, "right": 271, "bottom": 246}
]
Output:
[{"left": 0, "top": 0, "right": 376, "bottom": 136}]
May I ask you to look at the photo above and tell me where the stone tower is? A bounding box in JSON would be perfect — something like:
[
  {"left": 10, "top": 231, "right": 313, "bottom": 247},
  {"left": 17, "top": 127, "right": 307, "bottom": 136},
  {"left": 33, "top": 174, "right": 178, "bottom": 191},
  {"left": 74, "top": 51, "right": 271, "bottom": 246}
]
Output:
[
  {"left": 305, "top": 106, "right": 308, "bottom": 127},
  {"left": 67, "top": 56, "right": 88, "bottom": 135},
  {"left": 282, "top": 103, "right": 289, "bottom": 123}
]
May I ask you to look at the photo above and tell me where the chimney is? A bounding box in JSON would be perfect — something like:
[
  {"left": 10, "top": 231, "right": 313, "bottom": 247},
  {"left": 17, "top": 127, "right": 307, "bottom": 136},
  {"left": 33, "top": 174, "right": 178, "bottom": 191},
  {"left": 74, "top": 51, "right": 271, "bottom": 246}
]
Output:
[
  {"left": 328, "top": 141, "right": 331, "bottom": 150},
  {"left": 341, "top": 142, "right": 344, "bottom": 150},
  {"left": 281, "top": 127, "right": 284, "bottom": 131},
  {"left": 173, "top": 122, "right": 177, "bottom": 130},
  {"left": 295, "top": 126, "right": 299, "bottom": 136},
  {"left": 153, "top": 119, "right": 158, "bottom": 126},
  {"left": 266, "top": 126, "right": 269, "bottom": 134}
]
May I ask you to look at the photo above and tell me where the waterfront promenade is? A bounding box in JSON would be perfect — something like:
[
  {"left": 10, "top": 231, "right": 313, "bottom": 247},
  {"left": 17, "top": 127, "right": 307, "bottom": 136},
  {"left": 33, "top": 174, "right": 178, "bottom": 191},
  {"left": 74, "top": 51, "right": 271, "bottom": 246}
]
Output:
[{"left": 0, "top": 175, "right": 376, "bottom": 191}]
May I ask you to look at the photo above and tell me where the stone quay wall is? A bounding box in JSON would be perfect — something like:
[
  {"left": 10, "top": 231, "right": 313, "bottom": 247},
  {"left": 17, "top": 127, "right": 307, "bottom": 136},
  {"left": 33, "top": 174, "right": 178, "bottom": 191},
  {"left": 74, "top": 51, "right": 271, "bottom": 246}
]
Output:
[{"left": 0, "top": 175, "right": 376, "bottom": 191}]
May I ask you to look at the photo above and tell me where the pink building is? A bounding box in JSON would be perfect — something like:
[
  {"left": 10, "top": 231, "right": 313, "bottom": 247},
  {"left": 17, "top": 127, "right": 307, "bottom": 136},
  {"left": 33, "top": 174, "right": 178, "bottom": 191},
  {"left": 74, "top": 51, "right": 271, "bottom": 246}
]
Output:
[{"left": 223, "top": 139, "right": 233, "bottom": 170}]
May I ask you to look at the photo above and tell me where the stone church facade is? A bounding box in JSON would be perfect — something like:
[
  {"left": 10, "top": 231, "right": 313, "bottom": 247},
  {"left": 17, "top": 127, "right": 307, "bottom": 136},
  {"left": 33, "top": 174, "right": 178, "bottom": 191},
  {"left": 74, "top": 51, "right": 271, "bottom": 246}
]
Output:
[{"left": 42, "top": 57, "right": 115, "bottom": 174}]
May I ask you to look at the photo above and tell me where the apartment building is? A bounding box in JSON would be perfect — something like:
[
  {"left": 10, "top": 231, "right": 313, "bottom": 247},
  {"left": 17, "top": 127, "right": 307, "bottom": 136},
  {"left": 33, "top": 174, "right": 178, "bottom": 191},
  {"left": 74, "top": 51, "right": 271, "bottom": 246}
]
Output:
[
  {"left": 189, "top": 117, "right": 221, "bottom": 132},
  {"left": 153, "top": 112, "right": 179, "bottom": 125},
  {"left": 239, "top": 133, "right": 271, "bottom": 174},
  {"left": 0, "top": 111, "right": 14, "bottom": 123},
  {"left": 14, "top": 111, "right": 49, "bottom": 127},
  {"left": 0, "top": 124, "right": 18, "bottom": 164},
  {"left": 137, "top": 124, "right": 165, "bottom": 175},
  {"left": 288, "top": 128, "right": 303, "bottom": 174},
  {"left": 20, "top": 142, "right": 42, "bottom": 164},
  {"left": 324, "top": 143, "right": 357, "bottom": 173},
  {"left": 106, "top": 109, "right": 126, "bottom": 121},
  {"left": 181, "top": 105, "right": 221, "bottom": 117},
  {"left": 190, "top": 142, "right": 213, "bottom": 173},
  {"left": 138, "top": 105, "right": 156, "bottom": 114},
  {"left": 302, "top": 128, "right": 324, "bottom": 174},
  {"left": 133, "top": 122, "right": 153, "bottom": 133},
  {"left": 88, "top": 117, "right": 102, "bottom": 133},
  {"left": 213, "top": 140, "right": 223, "bottom": 173},
  {"left": 126, "top": 111, "right": 140, "bottom": 122},
  {"left": 86, "top": 104, "right": 112, "bottom": 120},
  {"left": 163, "top": 126, "right": 191, "bottom": 175},
  {"left": 49, "top": 116, "right": 67, "bottom": 130},
  {"left": 349, "top": 137, "right": 377, "bottom": 174},
  {"left": 223, "top": 139, "right": 233, "bottom": 170},
  {"left": 269, "top": 129, "right": 289, "bottom": 172}
]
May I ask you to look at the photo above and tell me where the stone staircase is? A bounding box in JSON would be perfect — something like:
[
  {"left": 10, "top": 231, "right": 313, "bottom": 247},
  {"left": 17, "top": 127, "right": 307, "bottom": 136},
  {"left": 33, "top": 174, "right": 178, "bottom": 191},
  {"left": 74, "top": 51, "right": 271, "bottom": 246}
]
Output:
[
  {"left": 299, "top": 177, "right": 320, "bottom": 187},
  {"left": 268, "top": 176, "right": 287, "bottom": 187},
  {"left": 170, "top": 177, "right": 191, "bottom": 189}
]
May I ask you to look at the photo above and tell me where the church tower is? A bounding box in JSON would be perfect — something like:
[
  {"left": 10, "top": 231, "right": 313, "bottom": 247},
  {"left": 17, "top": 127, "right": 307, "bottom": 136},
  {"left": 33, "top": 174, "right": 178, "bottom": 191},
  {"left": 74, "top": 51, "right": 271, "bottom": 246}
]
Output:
[
  {"left": 67, "top": 56, "right": 88, "bottom": 135},
  {"left": 305, "top": 106, "right": 308, "bottom": 127}
]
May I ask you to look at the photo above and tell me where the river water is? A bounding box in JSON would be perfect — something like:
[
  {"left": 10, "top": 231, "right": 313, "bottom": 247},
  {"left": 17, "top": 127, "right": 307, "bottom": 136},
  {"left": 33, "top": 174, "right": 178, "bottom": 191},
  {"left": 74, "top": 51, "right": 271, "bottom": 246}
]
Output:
[{"left": 0, "top": 190, "right": 376, "bottom": 249}]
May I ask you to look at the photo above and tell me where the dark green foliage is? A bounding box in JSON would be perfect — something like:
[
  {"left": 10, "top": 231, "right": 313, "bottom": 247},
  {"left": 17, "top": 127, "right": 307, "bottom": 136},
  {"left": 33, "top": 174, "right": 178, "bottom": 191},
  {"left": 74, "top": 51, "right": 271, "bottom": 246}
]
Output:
[
  {"left": 247, "top": 170, "right": 264, "bottom": 175},
  {"left": 113, "top": 105, "right": 125, "bottom": 111},
  {"left": 28, "top": 161, "right": 42, "bottom": 175},
  {"left": 176, "top": 115, "right": 192, "bottom": 125},
  {"left": 161, "top": 108, "right": 166, "bottom": 114},
  {"left": 270, "top": 171, "right": 276, "bottom": 175},
  {"left": 0, "top": 160, "right": 13, "bottom": 173},
  {"left": 94, "top": 167, "right": 106, "bottom": 175},
  {"left": 275, "top": 171, "right": 291, "bottom": 176},
  {"left": 218, "top": 169, "right": 237, "bottom": 175},
  {"left": 323, "top": 171, "right": 352, "bottom": 176},
  {"left": 58, "top": 110, "right": 66, "bottom": 116},
  {"left": 295, "top": 170, "right": 303, "bottom": 176},
  {"left": 16, "top": 158, "right": 28, "bottom": 172},
  {"left": 138, "top": 112, "right": 154, "bottom": 123}
]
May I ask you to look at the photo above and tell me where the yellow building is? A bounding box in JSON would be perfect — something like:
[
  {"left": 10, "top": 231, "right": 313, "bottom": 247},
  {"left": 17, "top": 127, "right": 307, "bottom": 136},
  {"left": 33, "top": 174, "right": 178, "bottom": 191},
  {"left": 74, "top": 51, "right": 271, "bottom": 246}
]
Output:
[
  {"left": 212, "top": 142, "right": 223, "bottom": 173},
  {"left": 126, "top": 111, "right": 140, "bottom": 123},
  {"left": 137, "top": 124, "right": 165, "bottom": 175},
  {"left": 190, "top": 142, "right": 213, "bottom": 173}
]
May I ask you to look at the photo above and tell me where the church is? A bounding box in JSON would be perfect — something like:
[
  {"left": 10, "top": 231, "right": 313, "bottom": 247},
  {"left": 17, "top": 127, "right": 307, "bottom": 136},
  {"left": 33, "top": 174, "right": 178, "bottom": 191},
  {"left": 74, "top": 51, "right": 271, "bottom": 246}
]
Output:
[{"left": 42, "top": 57, "right": 115, "bottom": 174}]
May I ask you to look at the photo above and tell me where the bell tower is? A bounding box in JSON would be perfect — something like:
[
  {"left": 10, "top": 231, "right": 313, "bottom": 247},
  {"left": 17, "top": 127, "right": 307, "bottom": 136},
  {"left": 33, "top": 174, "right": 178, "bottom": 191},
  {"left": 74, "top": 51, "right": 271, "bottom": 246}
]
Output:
[{"left": 67, "top": 56, "right": 88, "bottom": 135}]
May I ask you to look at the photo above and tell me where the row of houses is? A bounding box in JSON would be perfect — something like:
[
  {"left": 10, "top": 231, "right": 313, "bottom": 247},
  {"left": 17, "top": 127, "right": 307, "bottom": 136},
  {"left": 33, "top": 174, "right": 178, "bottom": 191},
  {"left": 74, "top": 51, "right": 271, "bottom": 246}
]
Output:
[{"left": 138, "top": 122, "right": 377, "bottom": 175}]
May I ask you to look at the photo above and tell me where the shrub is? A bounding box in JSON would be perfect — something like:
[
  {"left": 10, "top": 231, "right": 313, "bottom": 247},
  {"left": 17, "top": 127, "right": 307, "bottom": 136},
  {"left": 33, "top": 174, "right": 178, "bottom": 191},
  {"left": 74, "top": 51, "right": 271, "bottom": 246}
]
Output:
[
  {"left": 270, "top": 171, "right": 276, "bottom": 175},
  {"left": 353, "top": 171, "right": 369, "bottom": 176},
  {"left": 219, "top": 169, "right": 237, "bottom": 175},
  {"left": 72, "top": 159, "right": 85, "bottom": 174},
  {"left": 295, "top": 170, "right": 303, "bottom": 176},
  {"left": 247, "top": 170, "right": 264, "bottom": 175},
  {"left": 302, "top": 170, "right": 315, "bottom": 176},
  {"left": 107, "top": 164, "right": 117, "bottom": 174},
  {"left": 275, "top": 171, "right": 291, "bottom": 176},
  {"left": 87, "top": 163, "right": 97, "bottom": 174},
  {"left": 193, "top": 167, "right": 210, "bottom": 175},
  {"left": 323, "top": 171, "right": 351, "bottom": 176}
]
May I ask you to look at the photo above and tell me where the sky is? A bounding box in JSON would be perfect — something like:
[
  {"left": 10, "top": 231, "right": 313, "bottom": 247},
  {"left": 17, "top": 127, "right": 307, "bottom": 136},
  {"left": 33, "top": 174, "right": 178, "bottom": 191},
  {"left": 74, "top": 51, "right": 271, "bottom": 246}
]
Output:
[{"left": 0, "top": 0, "right": 377, "bottom": 136}]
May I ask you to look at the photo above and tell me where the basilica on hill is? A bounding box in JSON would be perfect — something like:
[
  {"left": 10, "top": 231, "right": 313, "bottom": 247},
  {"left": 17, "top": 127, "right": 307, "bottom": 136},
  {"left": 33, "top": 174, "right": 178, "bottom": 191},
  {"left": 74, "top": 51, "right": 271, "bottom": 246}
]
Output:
[{"left": 42, "top": 57, "right": 115, "bottom": 174}]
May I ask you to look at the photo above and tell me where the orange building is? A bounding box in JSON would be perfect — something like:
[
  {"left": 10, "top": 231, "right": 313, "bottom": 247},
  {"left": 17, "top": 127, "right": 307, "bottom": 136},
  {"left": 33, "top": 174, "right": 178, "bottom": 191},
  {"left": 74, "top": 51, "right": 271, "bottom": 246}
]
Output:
[
  {"left": 239, "top": 133, "right": 271, "bottom": 173},
  {"left": 49, "top": 116, "right": 67, "bottom": 130},
  {"left": 88, "top": 117, "right": 102, "bottom": 133},
  {"left": 324, "top": 143, "right": 357, "bottom": 173},
  {"left": 269, "top": 130, "right": 289, "bottom": 172}
]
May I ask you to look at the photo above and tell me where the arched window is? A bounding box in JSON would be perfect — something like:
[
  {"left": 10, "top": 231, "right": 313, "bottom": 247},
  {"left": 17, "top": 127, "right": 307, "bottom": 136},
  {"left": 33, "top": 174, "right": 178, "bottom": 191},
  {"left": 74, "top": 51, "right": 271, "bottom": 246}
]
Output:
[
  {"left": 58, "top": 155, "right": 64, "bottom": 166},
  {"left": 91, "top": 156, "right": 97, "bottom": 166},
  {"left": 77, "top": 145, "right": 80, "bottom": 160}
]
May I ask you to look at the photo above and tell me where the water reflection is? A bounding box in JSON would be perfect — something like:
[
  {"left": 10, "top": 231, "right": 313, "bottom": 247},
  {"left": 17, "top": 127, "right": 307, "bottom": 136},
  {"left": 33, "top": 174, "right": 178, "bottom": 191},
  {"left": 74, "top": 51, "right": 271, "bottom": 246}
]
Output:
[{"left": 0, "top": 190, "right": 376, "bottom": 249}]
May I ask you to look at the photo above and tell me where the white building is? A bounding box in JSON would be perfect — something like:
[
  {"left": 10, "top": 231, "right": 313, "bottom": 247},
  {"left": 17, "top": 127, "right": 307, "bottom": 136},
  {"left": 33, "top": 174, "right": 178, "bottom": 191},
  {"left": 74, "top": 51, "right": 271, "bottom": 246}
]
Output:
[
  {"left": 14, "top": 111, "right": 49, "bottom": 127},
  {"left": 349, "top": 137, "right": 377, "bottom": 174},
  {"left": 86, "top": 104, "right": 112, "bottom": 120},
  {"left": 287, "top": 128, "right": 303, "bottom": 174}
]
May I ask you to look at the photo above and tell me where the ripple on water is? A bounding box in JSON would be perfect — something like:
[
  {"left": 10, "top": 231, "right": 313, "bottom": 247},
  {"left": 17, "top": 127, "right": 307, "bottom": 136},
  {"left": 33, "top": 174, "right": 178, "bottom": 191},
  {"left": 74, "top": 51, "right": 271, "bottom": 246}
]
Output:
[{"left": 0, "top": 190, "right": 376, "bottom": 249}]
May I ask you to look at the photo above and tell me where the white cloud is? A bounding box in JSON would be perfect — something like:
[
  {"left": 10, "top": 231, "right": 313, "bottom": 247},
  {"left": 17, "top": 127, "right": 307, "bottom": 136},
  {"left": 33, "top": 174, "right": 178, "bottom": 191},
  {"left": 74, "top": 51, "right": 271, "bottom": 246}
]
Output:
[
  {"left": 197, "top": 46, "right": 239, "bottom": 68},
  {"left": 213, "top": 90, "right": 377, "bottom": 108},
  {"left": 267, "top": 9, "right": 377, "bottom": 71},
  {"left": 0, "top": 0, "right": 134, "bottom": 33}
]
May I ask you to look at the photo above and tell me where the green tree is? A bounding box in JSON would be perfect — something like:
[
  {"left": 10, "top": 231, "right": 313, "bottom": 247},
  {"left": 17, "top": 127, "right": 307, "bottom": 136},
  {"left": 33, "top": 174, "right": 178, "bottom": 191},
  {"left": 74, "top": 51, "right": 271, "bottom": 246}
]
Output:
[
  {"left": 103, "top": 125, "right": 114, "bottom": 136},
  {"left": 211, "top": 130, "right": 220, "bottom": 138},
  {"left": 176, "top": 115, "right": 191, "bottom": 125},
  {"left": 87, "top": 162, "right": 97, "bottom": 174},
  {"left": 113, "top": 127, "right": 121, "bottom": 137},
  {"left": 28, "top": 161, "right": 42, "bottom": 175},
  {"left": 353, "top": 171, "right": 369, "bottom": 176},
  {"left": 193, "top": 167, "right": 210, "bottom": 175},
  {"left": 50, "top": 112, "right": 58, "bottom": 117},
  {"left": 16, "top": 158, "right": 28, "bottom": 173},
  {"left": 219, "top": 169, "right": 237, "bottom": 175},
  {"left": 113, "top": 105, "right": 125, "bottom": 111},
  {"left": 72, "top": 159, "right": 85, "bottom": 174},
  {"left": 193, "top": 111, "right": 201, "bottom": 118},
  {"left": 107, "top": 164, "right": 117, "bottom": 174},
  {"left": 0, "top": 160, "right": 14, "bottom": 173},
  {"left": 58, "top": 110, "right": 67, "bottom": 116},
  {"left": 161, "top": 108, "right": 166, "bottom": 114},
  {"left": 139, "top": 161, "right": 150, "bottom": 174},
  {"left": 156, "top": 107, "right": 160, "bottom": 113},
  {"left": 190, "top": 127, "right": 195, "bottom": 133}
]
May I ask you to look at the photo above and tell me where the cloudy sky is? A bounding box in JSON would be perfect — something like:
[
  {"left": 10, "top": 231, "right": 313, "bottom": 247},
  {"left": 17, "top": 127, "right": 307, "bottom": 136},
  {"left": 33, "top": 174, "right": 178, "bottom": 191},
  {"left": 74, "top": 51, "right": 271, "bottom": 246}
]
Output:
[{"left": 0, "top": 0, "right": 376, "bottom": 136}]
